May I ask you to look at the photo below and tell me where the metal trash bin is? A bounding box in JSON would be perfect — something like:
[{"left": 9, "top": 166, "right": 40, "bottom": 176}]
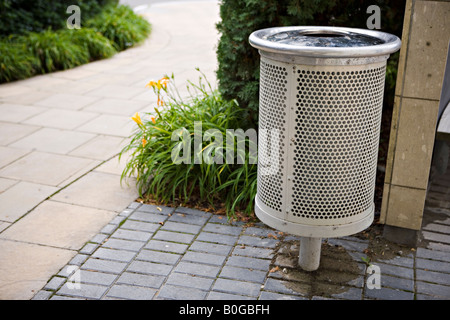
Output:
[{"left": 249, "top": 26, "right": 401, "bottom": 271}]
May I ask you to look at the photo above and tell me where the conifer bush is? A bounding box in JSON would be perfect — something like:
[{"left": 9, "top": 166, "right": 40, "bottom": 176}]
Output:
[{"left": 216, "top": 0, "right": 405, "bottom": 128}]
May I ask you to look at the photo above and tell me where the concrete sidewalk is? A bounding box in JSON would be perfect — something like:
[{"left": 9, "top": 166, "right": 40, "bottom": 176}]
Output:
[{"left": 0, "top": 0, "right": 220, "bottom": 299}]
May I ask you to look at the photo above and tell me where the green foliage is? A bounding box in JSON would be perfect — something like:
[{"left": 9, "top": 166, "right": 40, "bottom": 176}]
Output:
[
  {"left": 67, "top": 28, "right": 117, "bottom": 60},
  {"left": 86, "top": 5, "right": 151, "bottom": 51},
  {"left": 0, "top": 40, "right": 39, "bottom": 83},
  {"left": 216, "top": 0, "right": 406, "bottom": 127},
  {"left": 19, "top": 29, "right": 91, "bottom": 73},
  {"left": 0, "top": 3, "right": 150, "bottom": 83},
  {"left": 0, "top": 0, "right": 118, "bottom": 36},
  {"left": 120, "top": 71, "right": 258, "bottom": 217}
]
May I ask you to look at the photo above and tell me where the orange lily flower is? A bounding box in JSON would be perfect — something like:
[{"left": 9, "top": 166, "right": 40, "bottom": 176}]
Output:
[
  {"left": 142, "top": 138, "right": 148, "bottom": 147},
  {"left": 131, "top": 112, "right": 143, "bottom": 125}
]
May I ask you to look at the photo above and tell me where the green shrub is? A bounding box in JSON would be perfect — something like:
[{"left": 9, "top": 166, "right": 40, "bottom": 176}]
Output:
[
  {"left": 216, "top": 0, "right": 405, "bottom": 127},
  {"left": 120, "top": 71, "right": 258, "bottom": 217},
  {"left": 0, "top": 0, "right": 118, "bottom": 36},
  {"left": 67, "top": 28, "right": 117, "bottom": 60},
  {"left": 19, "top": 29, "right": 91, "bottom": 73},
  {"left": 86, "top": 4, "right": 151, "bottom": 50},
  {"left": 0, "top": 3, "right": 151, "bottom": 83},
  {"left": 0, "top": 39, "right": 40, "bottom": 82}
]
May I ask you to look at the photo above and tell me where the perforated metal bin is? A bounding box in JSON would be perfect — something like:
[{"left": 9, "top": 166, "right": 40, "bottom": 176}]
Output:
[{"left": 249, "top": 26, "right": 401, "bottom": 271}]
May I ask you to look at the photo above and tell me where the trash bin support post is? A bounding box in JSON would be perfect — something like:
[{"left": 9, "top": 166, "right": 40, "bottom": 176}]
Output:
[{"left": 299, "top": 237, "right": 322, "bottom": 271}]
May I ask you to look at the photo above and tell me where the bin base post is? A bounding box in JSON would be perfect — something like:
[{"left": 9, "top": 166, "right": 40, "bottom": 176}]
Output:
[{"left": 298, "top": 237, "right": 322, "bottom": 271}]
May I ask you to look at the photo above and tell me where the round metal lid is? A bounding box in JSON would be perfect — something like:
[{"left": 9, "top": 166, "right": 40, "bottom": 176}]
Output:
[{"left": 249, "top": 26, "right": 401, "bottom": 58}]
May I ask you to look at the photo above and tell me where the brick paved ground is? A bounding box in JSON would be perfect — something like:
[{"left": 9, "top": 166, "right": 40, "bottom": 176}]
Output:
[{"left": 32, "top": 201, "right": 450, "bottom": 300}]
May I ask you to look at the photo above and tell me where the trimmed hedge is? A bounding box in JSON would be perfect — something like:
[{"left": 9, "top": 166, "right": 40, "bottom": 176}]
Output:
[
  {"left": 0, "top": 0, "right": 118, "bottom": 36},
  {"left": 0, "top": 4, "right": 151, "bottom": 83},
  {"left": 216, "top": 0, "right": 405, "bottom": 128}
]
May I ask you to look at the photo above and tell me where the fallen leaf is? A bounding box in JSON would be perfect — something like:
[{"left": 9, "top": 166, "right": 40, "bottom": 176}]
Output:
[
  {"left": 159, "top": 221, "right": 164, "bottom": 226},
  {"left": 157, "top": 207, "right": 162, "bottom": 212},
  {"left": 269, "top": 266, "right": 280, "bottom": 273},
  {"left": 267, "top": 233, "right": 278, "bottom": 240}
]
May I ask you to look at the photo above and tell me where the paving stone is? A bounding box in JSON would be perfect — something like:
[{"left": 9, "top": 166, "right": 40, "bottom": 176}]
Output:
[
  {"left": 0, "top": 201, "right": 116, "bottom": 250},
  {"left": 153, "top": 230, "right": 196, "bottom": 244},
  {"left": 50, "top": 295, "right": 84, "bottom": 300},
  {"left": 202, "top": 223, "right": 242, "bottom": 236},
  {"left": 181, "top": 251, "right": 227, "bottom": 266},
  {"left": 145, "top": 239, "right": 188, "bottom": 254},
  {"left": 416, "top": 247, "right": 450, "bottom": 263},
  {"left": 120, "top": 220, "right": 160, "bottom": 233},
  {"left": 166, "top": 273, "right": 214, "bottom": 291},
  {"left": 81, "top": 258, "right": 127, "bottom": 274},
  {"left": 189, "top": 241, "right": 232, "bottom": 256},
  {"left": 138, "top": 204, "right": 175, "bottom": 215},
  {"left": 106, "top": 284, "right": 157, "bottom": 300},
  {"left": 90, "top": 233, "right": 108, "bottom": 244},
  {"left": 157, "top": 284, "right": 207, "bottom": 300},
  {"left": 23, "top": 109, "right": 98, "bottom": 130},
  {"left": 379, "top": 274, "right": 414, "bottom": 292},
  {"left": 263, "top": 278, "right": 310, "bottom": 297},
  {"left": 34, "top": 93, "right": 99, "bottom": 110},
  {"left": 0, "top": 146, "right": 30, "bottom": 170},
  {"left": 212, "top": 278, "right": 261, "bottom": 298},
  {"left": 57, "top": 282, "right": 108, "bottom": 300},
  {"left": 416, "top": 257, "right": 450, "bottom": 273},
  {"left": 244, "top": 227, "right": 275, "bottom": 238},
  {"left": 364, "top": 286, "right": 415, "bottom": 300},
  {"left": 196, "top": 231, "right": 238, "bottom": 245},
  {"left": 44, "top": 277, "right": 66, "bottom": 291},
  {"left": 259, "top": 291, "right": 306, "bottom": 300},
  {"left": 0, "top": 181, "right": 58, "bottom": 222},
  {"left": 116, "top": 272, "right": 165, "bottom": 289},
  {"left": 422, "top": 230, "right": 450, "bottom": 245},
  {"left": 232, "top": 246, "right": 274, "bottom": 259},
  {"left": 68, "top": 254, "right": 89, "bottom": 266},
  {"left": 127, "top": 260, "right": 173, "bottom": 276},
  {"left": 416, "top": 268, "right": 450, "bottom": 286},
  {"left": 111, "top": 229, "right": 152, "bottom": 242},
  {"left": 51, "top": 171, "right": 138, "bottom": 212},
  {"left": 174, "top": 261, "right": 221, "bottom": 278},
  {"left": 416, "top": 281, "right": 450, "bottom": 299},
  {"left": 161, "top": 221, "right": 202, "bottom": 234},
  {"left": 75, "top": 270, "right": 118, "bottom": 286},
  {"left": 92, "top": 247, "right": 136, "bottom": 263},
  {"left": 101, "top": 238, "right": 145, "bottom": 252},
  {"left": 100, "top": 224, "right": 118, "bottom": 235},
  {"left": 136, "top": 249, "right": 181, "bottom": 265},
  {"left": 109, "top": 215, "right": 126, "bottom": 225},
  {"left": 219, "top": 266, "right": 267, "bottom": 284},
  {"left": 175, "top": 206, "right": 212, "bottom": 217},
  {"left": 237, "top": 235, "right": 278, "bottom": 249},
  {"left": 374, "top": 262, "right": 414, "bottom": 280},
  {"left": 79, "top": 243, "right": 99, "bottom": 255},
  {"left": 226, "top": 255, "right": 271, "bottom": 271},
  {"left": 127, "top": 202, "right": 142, "bottom": 210},
  {"left": 32, "top": 290, "right": 53, "bottom": 300},
  {"left": 69, "top": 135, "right": 126, "bottom": 161},
  {"left": 168, "top": 212, "right": 209, "bottom": 226},
  {"left": 207, "top": 291, "right": 253, "bottom": 300},
  {"left": 129, "top": 211, "right": 169, "bottom": 224}
]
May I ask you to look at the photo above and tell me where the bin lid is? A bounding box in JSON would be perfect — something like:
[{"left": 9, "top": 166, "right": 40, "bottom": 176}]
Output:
[{"left": 249, "top": 26, "right": 401, "bottom": 58}]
